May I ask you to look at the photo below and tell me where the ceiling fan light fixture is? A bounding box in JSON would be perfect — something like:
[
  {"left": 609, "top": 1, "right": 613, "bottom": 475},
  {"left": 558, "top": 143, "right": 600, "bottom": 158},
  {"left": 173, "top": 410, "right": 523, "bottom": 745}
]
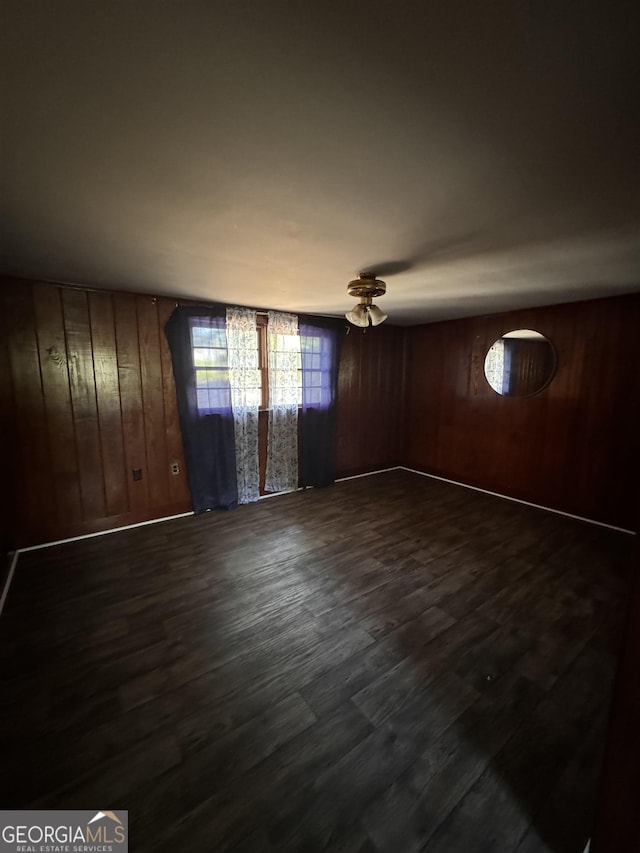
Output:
[
  {"left": 368, "top": 304, "right": 388, "bottom": 326},
  {"left": 345, "top": 303, "right": 369, "bottom": 327},
  {"left": 345, "top": 272, "right": 389, "bottom": 327}
]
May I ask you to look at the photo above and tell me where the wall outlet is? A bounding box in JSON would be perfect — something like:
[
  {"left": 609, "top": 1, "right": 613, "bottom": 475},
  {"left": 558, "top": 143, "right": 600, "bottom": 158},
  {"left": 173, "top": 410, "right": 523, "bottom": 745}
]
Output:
[{"left": 171, "top": 461, "right": 180, "bottom": 475}]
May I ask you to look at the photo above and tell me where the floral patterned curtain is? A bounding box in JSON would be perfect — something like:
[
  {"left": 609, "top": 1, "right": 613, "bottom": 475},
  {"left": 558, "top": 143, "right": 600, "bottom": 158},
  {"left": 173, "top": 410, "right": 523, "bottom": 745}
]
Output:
[
  {"left": 265, "top": 311, "right": 300, "bottom": 492},
  {"left": 226, "top": 306, "right": 260, "bottom": 503}
]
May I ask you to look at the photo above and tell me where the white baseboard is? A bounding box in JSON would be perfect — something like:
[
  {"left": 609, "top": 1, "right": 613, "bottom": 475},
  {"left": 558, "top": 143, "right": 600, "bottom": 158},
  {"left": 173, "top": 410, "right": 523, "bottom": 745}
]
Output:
[
  {"left": 336, "top": 466, "right": 400, "bottom": 482},
  {"left": 0, "top": 511, "right": 195, "bottom": 618},
  {"left": 0, "top": 551, "right": 19, "bottom": 618},
  {"left": 17, "top": 511, "right": 195, "bottom": 554},
  {"left": 2, "top": 464, "right": 632, "bottom": 618},
  {"left": 399, "top": 466, "right": 635, "bottom": 536}
]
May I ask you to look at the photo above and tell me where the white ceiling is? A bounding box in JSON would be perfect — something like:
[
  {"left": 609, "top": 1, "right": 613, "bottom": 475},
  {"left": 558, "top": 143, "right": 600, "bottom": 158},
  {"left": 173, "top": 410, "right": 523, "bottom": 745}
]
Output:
[{"left": 1, "top": 1, "right": 639, "bottom": 324}]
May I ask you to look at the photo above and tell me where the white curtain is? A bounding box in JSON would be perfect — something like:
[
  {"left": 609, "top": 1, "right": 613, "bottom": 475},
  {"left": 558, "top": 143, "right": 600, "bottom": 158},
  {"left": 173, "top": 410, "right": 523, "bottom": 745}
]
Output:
[
  {"left": 485, "top": 339, "right": 506, "bottom": 394},
  {"left": 226, "top": 306, "right": 260, "bottom": 503},
  {"left": 265, "top": 311, "right": 301, "bottom": 492}
]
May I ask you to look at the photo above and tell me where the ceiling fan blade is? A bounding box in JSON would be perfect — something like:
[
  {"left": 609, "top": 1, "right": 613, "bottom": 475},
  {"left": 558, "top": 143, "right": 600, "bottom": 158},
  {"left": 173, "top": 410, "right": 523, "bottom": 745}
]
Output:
[
  {"left": 358, "top": 232, "right": 481, "bottom": 281},
  {"left": 359, "top": 260, "right": 414, "bottom": 278},
  {"left": 408, "top": 231, "right": 480, "bottom": 265}
]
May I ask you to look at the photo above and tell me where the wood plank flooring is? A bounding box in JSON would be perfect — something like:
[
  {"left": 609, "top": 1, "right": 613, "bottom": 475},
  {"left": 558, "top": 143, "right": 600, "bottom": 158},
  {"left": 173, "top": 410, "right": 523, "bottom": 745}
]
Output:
[{"left": 0, "top": 470, "right": 633, "bottom": 852}]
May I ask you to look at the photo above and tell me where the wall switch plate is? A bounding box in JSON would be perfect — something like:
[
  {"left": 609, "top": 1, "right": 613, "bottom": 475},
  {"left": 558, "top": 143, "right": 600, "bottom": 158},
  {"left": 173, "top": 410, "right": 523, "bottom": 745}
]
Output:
[{"left": 132, "top": 468, "right": 143, "bottom": 481}]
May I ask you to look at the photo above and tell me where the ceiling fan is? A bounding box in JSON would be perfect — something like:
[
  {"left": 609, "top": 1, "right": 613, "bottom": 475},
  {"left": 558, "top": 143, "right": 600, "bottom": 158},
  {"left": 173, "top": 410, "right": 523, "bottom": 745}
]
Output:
[
  {"left": 345, "top": 232, "right": 479, "bottom": 327},
  {"left": 345, "top": 273, "right": 389, "bottom": 327}
]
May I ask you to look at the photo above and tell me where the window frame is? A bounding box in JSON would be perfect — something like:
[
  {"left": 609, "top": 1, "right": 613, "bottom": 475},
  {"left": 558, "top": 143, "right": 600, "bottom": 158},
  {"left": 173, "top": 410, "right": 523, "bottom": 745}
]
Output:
[
  {"left": 191, "top": 314, "right": 304, "bottom": 415},
  {"left": 257, "top": 315, "right": 269, "bottom": 411},
  {"left": 190, "top": 320, "right": 232, "bottom": 415}
]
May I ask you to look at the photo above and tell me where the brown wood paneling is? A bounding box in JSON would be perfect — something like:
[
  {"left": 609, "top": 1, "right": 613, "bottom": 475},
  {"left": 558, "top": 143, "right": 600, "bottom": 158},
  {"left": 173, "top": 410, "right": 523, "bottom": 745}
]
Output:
[
  {"left": 336, "top": 325, "right": 404, "bottom": 477},
  {"left": 88, "top": 291, "right": 129, "bottom": 517},
  {"left": 336, "top": 326, "right": 360, "bottom": 474},
  {"left": 2, "top": 283, "right": 56, "bottom": 544},
  {"left": 157, "top": 297, "right": 191, "bottom": 507},
  {"left": 402, "top": 294, "right": 640, "bottom": 529},
  {"left": 33, "top": 284, "right": 83, "bottom": 526},
  {"left": 0, "top": 288, "right": 19, "bottom": 556},
  {"left": 113, "top": 292, "right": 150, "bottom": 513},
  {"left": 2, "top": 281, "right": 190, "bottom": 545},
  {"left": 3, "top": 277, "right": 637, "bottom": 542},
  {"left": 136, "top": 295, "right": 170, "bottom": 508},
  {"left": 61, "top": 288, "right": 107, "bottom": 521}
]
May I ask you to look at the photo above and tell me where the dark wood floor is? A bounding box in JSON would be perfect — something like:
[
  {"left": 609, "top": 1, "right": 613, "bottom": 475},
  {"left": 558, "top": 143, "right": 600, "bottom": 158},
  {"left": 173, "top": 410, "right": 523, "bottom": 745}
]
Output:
[{"left": 0, "top": 470, "right": 633, "bottom": 853}]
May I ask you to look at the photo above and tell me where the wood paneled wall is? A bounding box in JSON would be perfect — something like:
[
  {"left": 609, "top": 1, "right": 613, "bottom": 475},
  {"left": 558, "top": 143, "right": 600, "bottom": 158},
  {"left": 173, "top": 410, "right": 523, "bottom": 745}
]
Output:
[
  {"left": 403, "top": 294, "right": 640, "bottom": 529},
  {"left": 0, "top": 299, "right": 17, "bottom": 562},
  {"left": 4, "top": 275, "right": 635, "bottom": 545},
  {"left": 336, "top": 324, "right": 404, "bottom": 477},
  {"left": 1, "top": 278, "right": 405, "bottom": 548},
  {"left": 1, "top": 280, "right": 192, "bottom": 548}
]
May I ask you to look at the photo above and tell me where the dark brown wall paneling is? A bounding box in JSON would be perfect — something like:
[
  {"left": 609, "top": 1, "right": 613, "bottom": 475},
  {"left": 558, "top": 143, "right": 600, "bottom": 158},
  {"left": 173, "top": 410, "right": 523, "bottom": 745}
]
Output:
[
  {"left": 113, "top": 291, "right": 150, "bottom": 514},
  {"left": 136, "top": 295, "right": 171, "bottom": 508},
  {"left": 1, "top": 280, "right": 192, "bottom": 546},
  {"left": 33, "top": 284, "right": 83, "bottom": 526},
  {"left": 3, "top": 284, "right": 56, "bottom": 545},
  {"left": 61, "top": 287, "right": 107, "bottom": 521},
  {"left": 88, "top": 291, "right": 129, "bottom": 517},
  {"left": 2, "top": 278, "right": 405, "bottom": 546},
  {"left": 403, "top": 294, "right": 640, "bottom": 529},
  {"left": 0, "top": 291, "right": 18, "bottom": 558},
  {"left": 157, "top": 297, "right": 192, "bottom": 507},
  {"left": 336, "top": 324, "right": 404, "bottom": 477}
]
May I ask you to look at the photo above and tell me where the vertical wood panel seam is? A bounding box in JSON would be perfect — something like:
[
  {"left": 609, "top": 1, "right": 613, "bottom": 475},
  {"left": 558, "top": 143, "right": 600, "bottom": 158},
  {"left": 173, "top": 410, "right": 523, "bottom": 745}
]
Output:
[
  {"left": 111, "top": 292, "right": 130, "bottom": 514},
  {"left": 135, "top": 297, "right": 150, "bottom": 500},
  {"left": 59, "top": 286, "right": 82, "bottom": 495},
  {"left": 31, "top": 284, "right": 56, "bottom": 520},
  {"left": 0, "top": 291, "right": 19, "bottom": 551},
  {"left": 155, "top": 300, "right": 172, "bottom": 499},
  {"left": 61, "top": 290, "right": 84, "bottom": 517},
  {"left": 87, "top": 292, "right": 110, "bottom": 517}
]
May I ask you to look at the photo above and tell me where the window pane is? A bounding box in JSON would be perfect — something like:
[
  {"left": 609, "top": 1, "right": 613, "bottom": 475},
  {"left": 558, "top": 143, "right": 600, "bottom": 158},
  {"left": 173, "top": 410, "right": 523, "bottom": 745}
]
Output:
[
  {"left": 193, "top": 347, "right": 227, "bottom": 367},
  {"left": 197, "top": 387, "right": 231, "bottom": 411},
  {"left": 191, "top": 325, "right": 227, "bottom": 349},
  {"left": 196, "top": 368, "right": 229, "bottom": 388},
  {"left": 191, "top": 325, "right": 210, "bottom": 347},
  {"left": 240, "top": 387, "right": 262, "bottom": 409},
  {"left": 301, "top": 336, "right": 321, "bottom": 354}
]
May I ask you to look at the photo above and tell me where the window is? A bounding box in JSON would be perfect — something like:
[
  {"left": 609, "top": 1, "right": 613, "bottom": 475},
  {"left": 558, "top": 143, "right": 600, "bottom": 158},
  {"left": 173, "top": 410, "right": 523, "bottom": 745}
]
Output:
[
  {"left": 301, "top": 333, "right": 327, "bottom": 406},
  {"left": 167, "top": 305, "right": 342, "bottom": 504},
  {"left": 192, "top": 315, "right": 302, "bottom": 414},
  {"left": 484, "top": 338, "right": 506, "bottom": 395},
  {"left": 190, "top": 321, "right": 231, "bottom": 413},
  {"left": 266, "top": 319, "right": 302, "bottom": 408}
]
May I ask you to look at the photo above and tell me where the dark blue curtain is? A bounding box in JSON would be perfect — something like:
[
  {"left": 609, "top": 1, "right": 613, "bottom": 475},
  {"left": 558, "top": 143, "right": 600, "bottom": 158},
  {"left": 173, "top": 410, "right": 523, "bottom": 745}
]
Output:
[
  {"left": 299, "top": 316, "right": 344, "bottom": 487},
  {"left": 164, "top": 306, "right": 238, "bottom": 512}
]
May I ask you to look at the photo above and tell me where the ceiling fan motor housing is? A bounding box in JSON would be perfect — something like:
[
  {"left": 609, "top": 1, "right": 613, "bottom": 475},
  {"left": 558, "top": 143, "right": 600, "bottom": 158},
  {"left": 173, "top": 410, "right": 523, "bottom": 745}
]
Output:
[{"left": 348, "top": 273, "right": 386, "bottom": 300}]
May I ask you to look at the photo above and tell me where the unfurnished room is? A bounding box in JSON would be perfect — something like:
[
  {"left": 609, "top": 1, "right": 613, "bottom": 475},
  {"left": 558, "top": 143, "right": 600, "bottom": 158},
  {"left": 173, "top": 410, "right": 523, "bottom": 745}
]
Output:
[{"left": 1, "top": 3, "right": 639, "bottom": 853}]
